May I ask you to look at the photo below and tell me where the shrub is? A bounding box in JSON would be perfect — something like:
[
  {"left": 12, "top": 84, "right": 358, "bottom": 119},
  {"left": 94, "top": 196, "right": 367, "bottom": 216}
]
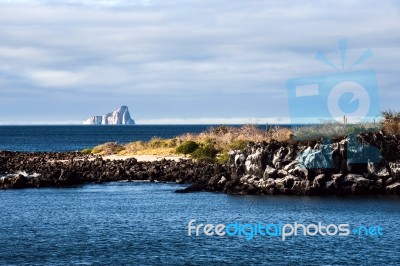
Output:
[
  {"left": 166, "top": 138, "right": 178, "bottom": 148},
  {"left": 81, "top": 148, "right": 92, "bottom": 155},
  {"left": 211, "top": 125, "right": 230, "bottom": 135},
  {"left": 346, "top": 123, "right": 380, "bottom": 135},
  {"left": 228, "top": 139, "right": 249, "bottom": 151},
  {"left": 91, "top": 142, "right": 125, "bottom": 155},
  {"left": 177, "top": 124, "right": 292, "bottom": 150},
  {"left": 122, "top": 141, "right": 145, "bottom": 154},
  {"left": 175, "top": 141, "right": 199, "bottom": 154},
  {"left": 148, "top": 137, "right": 170, "bottom": 148},
  {"left": 87, "top": 125, "right": 293, "bottom": 158},
  {"left": 292, "top": 121, "right": 380, "bottom": 141},
  {"left": 216, "top": 152, "right": 229, "bottom": 164},
  {"left": 382, "top": 110, "right": 400, "bottom": 135},
  {"left": 191, "top": 144, "right": 218, "bottom": 162}
]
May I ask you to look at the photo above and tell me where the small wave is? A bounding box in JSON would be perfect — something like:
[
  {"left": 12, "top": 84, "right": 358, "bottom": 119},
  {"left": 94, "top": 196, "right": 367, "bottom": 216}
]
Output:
[
  {"left": 0, "top": 171, "right": 41, "bottom": 180},
  {"left": 15, "top": 171, "right": 40, "bottom": 178}
]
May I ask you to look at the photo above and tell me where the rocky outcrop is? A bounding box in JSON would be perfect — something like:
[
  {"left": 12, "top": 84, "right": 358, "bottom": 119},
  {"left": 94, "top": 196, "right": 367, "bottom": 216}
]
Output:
[
  {"left": 0, "top": 151, "right": 226, "bottom": 190},
  {"left": 83, "top": 106, "right": 135, "bottom": 125},
  {"left": 1, "top": 132, "right": 400, "bottom": 196},
  {"left": 178, "top": 132, "right": 400, "bottom": 195}
]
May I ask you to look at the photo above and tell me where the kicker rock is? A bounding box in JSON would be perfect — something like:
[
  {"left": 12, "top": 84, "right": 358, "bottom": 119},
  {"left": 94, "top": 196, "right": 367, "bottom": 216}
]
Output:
[{"left": 83, "top": 106, "right": 135, "bottom": 125}]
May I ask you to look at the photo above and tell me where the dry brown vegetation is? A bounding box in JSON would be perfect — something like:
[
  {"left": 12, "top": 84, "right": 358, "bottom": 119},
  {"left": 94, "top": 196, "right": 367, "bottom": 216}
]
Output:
[
  {"left": 177, "top": 125, "right": 292, "bottom": 152},
  {"left": 91, "top": 142, "right": 125, "bottom": 155},
  {"left": 119, "top": 138, "right": 177, "bottom": 155},
  {"left": 88, "top": 112, "right": 398, "bottom": 162},
  {"left": 88, "top": 125, "right": 293, "bottom": 161},
  {"left": 291, "top": 121, "right": 381, "bottom": 141},
  {"left": 382, "top": 110, "right": 400, "bottom": 135}
]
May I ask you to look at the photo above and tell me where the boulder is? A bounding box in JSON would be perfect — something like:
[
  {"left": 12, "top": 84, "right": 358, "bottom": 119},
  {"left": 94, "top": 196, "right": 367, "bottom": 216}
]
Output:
[
  {"left": 263, "top": 165, "right": 277, "bottom": 179},
  {"left": 291, "top": 180, "right": 310, "bottom": 195},
  {"left": 386, "top": 182, "right": 400, "bottom": 194},
  {"left": 9, "top": 174, "right": 28, "bottom": 189},
  {"left": 313, "top": 174, "right": 328, "bottom": 188},
  {"left": 389, "top": 162, "right": 400, "bottom": 180}
]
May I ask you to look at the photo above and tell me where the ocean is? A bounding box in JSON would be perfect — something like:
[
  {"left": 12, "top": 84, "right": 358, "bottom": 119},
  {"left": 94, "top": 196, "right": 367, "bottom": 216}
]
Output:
[
  {"left": 0, "top": 125, "right": 289, "bottom": 152},
  {"left": 0, "top": 125, "right": 399, "bottom": 265},
  {"left": 0, "top": 125, "right": 219, "bottom": 152},
  {"left": 0, "top": 183, "right": 399, "bottom": 265}
]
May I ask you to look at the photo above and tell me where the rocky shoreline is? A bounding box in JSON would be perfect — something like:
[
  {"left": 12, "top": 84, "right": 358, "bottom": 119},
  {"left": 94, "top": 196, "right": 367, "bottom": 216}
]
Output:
[
  {"left": 0, "top": 151, "right": 227, "bottom": 189},
  {"left": 1, "top": 132, "right": 400, "bottom": 195}
]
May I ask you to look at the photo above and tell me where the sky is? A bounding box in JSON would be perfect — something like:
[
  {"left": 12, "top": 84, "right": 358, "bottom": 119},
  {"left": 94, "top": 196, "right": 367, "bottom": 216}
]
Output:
[{"left": 0, "top": 0, "right": 399, "bottom": 124}]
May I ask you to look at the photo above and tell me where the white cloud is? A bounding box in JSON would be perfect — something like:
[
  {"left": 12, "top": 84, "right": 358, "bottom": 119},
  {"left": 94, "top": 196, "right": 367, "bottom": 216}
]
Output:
[
  {"left": 0, "top": 0, "right": 398, "bottom": 122},
  {"left": 27, "top": 69, "right": 85, "bottom": 87}
]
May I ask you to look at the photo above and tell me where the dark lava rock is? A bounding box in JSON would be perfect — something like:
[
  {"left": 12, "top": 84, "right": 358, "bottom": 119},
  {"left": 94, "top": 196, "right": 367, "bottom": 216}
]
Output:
[{"left": 2, "top": 131, "right": 400, "bottom": 196}]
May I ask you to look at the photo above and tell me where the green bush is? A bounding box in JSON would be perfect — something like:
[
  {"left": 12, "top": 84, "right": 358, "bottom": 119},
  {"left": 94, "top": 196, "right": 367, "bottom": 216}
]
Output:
[
  {"left": 228, "top": 140, "right": 249, "bottom": 151},
  {"left": 191, "top": 144, "right": 218, "bottom": 162},
  {"left": 216, "top": 152, "right": 229, "bottom": 164},
  {"left": 81, "top": 148, "right": 92, "bottom": 155},
  {"left": 292, "top": 121, "right": 380, "bottom": 141},
  {"left": 346, "top": 124, "right": 380, "bottom": 135},
  {"left": 175, "top": 141, "right": 199, "bottom": 154}
]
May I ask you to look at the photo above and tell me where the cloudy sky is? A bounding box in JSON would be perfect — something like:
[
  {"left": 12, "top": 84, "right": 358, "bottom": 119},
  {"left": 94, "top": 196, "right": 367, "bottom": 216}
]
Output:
[{"left": 0, "top": 0, "right": 399, "bottom": 124}]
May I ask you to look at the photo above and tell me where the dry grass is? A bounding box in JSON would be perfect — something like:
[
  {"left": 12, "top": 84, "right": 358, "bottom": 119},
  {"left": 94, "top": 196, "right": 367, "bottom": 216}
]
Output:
[
  {"left": 382, "top": 110, "right": 400, "bottom": 135},
  {"left": 292, "top": 121, "right": 380, "bottom": 141},
  {"left": 88, "top": 125, "right": 293, "bottom": 160},
  {"left": 174, "top": 125, "right": 292, "bottom": 163},
  {"left": 118, "top": 137, "right": 177, "bottom": 155},
  {"left": 177, "top": 125, "right": 292, "bottom": 152},
  {"left": 290, "top": 110, "right": 400, "bottom": 140},
  {"left": 120, "top": 147, "right": 175, "bottom": 156},
  {"left": 89, "top": 113, "right": 400, "bottom": 161},
  {"left": 91, "top": 142, "right": 125, "bottom": 155}
]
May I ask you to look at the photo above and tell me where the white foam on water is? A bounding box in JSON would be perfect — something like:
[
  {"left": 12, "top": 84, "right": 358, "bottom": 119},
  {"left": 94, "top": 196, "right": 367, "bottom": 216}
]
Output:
[{"left": 0, "top": 171, "right": 41, "bottom": 179}]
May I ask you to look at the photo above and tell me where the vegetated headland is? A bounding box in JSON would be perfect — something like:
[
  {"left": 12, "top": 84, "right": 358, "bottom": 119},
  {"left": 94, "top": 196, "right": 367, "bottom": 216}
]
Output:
[{"left": 1, "top": 110, "right": 400, "bottom": 196}]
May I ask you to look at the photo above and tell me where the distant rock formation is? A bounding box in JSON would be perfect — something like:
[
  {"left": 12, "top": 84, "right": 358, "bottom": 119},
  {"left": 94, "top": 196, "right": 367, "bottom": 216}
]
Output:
[{"left": 83, "top": 106, "right": 135, "bottom": 125}]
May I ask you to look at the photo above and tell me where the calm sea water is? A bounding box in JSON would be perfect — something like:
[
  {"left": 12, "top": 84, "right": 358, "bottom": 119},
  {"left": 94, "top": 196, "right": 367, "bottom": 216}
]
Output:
[
  {"left": 0, "top": 182, "right": 399, "bottom": 265},
  {"left": 0, "top": 125, "right": 282, "bottom": 152}
]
